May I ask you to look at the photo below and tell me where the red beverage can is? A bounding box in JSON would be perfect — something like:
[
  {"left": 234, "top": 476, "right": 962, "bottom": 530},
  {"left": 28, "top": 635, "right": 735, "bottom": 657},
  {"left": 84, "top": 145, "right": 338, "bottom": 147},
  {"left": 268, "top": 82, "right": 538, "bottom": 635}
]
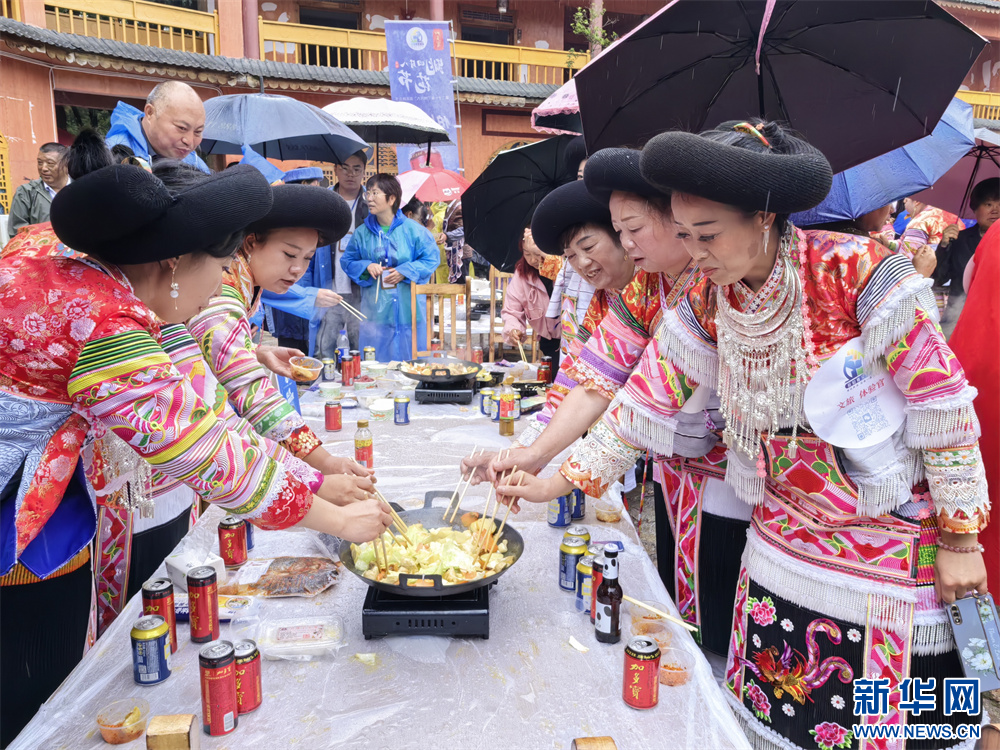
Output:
[
  {"left": 187, "top": 566, "right": 219, "bottom": 644},
  {"left": 234, "top": 639, "right": 262, "bottom": 714},
  {"left": 218, "top": 516, "right": 248, "bottom": 568},
  {"left": 325, "top": 400, "right": 343, "bottom": 432},
  {"left": 623, "top": 636, "right": 660, "bottom": 709},
  {"left": 199, "top": 640, "right": 239, "bottom": 736},
  {"left": 342, "top": 355, "right": 356, "bottom": 386},
  {"left": 141, "top": 578, "right": 177, "bottom": 655},
  {"left": 591, "top": 553, "right": 604, "bottom": 625}
]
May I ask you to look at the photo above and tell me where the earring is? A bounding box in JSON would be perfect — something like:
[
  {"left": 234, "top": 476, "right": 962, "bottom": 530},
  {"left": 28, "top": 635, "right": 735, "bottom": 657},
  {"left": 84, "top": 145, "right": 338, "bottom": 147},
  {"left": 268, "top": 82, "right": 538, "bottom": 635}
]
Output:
[
  {"left": 762, "top": 225, "right": 771, "bottom": 256},
  {"left": 169, "top": 267, "right": 179, "bottom": 311}
]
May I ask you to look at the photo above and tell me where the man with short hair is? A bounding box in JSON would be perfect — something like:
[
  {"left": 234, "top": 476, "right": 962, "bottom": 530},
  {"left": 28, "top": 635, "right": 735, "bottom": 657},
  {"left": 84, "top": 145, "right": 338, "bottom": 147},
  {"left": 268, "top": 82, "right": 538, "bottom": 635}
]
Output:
[
  {"left": 104, "top": 81, "right": 210, "bottom": 172},
  {"left": 9, "top": 142, "right": 69, "bottom": 233},
  {"left": 319, "top": 151, "right": 370, "bottom": 353}
]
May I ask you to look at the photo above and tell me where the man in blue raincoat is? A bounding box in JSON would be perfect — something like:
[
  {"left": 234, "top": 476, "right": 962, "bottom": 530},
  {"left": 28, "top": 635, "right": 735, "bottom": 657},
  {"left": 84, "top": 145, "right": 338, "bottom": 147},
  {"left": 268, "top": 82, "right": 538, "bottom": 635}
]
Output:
[
  {"left": 104, "top": 81, "right": 210, "bottom": 173},
  {"left": 341, "top": 175, "right": 440, "bottom": 362}
]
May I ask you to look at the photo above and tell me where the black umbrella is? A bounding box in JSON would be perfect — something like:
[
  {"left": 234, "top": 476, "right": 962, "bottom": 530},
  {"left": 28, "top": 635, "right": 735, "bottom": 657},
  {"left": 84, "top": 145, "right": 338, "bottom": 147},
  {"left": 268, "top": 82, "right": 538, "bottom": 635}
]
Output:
[
  {"left": 463, "top": 136, "right": 578, "bottom": 272},
  {"left": 200, "top": 94, "right": 370, "bottom": 164},
  {"left": 576, "top": 0, "right": 985, "bottom": 173}
]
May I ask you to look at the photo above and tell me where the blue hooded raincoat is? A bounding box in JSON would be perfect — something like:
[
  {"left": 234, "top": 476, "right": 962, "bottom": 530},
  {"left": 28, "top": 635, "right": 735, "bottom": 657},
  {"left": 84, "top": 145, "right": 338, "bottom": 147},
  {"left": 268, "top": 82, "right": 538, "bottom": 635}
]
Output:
[
  {"left": 340, "top": 212, "right": 439, "bottom": 361},
  {"left": 104, "top": 102, "right": 211, "bottom": 173}
]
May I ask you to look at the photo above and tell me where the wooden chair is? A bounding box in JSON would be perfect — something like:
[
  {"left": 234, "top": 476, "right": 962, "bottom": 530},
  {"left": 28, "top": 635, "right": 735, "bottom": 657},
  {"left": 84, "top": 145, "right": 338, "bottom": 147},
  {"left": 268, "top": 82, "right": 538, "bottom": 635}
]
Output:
[
  {"left": 487, "top": 266, "right": 536, "bottom": 363},
  {"left": 410, "top": 279, "right": 473, "bottom": 360}
]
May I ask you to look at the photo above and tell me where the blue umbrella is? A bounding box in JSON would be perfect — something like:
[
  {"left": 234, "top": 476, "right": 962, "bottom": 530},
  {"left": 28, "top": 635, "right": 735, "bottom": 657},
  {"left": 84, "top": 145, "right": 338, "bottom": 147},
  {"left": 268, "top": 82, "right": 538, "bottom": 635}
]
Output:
[
  {"left": 200, "top": 93, "right": 371, "bottom": 164},
  {"left": 792, "top": 98, "right": 975, "bottom": 226}
]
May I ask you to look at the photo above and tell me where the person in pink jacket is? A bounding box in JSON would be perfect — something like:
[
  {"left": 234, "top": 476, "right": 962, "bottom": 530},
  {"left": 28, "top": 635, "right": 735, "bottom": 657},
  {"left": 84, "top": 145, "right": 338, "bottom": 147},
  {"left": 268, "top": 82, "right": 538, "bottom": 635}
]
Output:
[{"left": 501, "top": 228, "right": 561, "bottom": 361}]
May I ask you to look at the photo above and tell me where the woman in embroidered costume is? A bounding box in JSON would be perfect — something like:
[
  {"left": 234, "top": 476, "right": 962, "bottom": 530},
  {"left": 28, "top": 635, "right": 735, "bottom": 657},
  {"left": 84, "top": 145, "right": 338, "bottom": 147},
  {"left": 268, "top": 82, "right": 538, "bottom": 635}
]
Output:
[
  {"left": 0, "top": 164, "right": 392, "bottom": 745},
  {"left": 187, "top": 184, "right": 376, "bottom": 484},
  {"left": 500, "top": 123, "right": 989, "bottom": 748}
]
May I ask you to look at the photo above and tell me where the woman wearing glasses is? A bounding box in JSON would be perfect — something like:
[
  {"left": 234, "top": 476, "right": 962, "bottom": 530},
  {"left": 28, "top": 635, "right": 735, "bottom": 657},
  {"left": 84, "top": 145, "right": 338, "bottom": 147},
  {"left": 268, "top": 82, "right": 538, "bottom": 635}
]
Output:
[{"left": 340, "top": 173, "right": 440, "bottom": 361}]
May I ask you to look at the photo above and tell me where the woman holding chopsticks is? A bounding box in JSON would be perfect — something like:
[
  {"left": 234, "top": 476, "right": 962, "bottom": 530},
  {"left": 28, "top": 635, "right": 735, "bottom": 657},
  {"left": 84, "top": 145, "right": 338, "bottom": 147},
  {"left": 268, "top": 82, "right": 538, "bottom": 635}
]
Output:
[
  {"left": 340, "top": 173, "right": 441, "bottom": 362},
  {"left": 187, "top": 184, "right": 373, "bottom": 484}
]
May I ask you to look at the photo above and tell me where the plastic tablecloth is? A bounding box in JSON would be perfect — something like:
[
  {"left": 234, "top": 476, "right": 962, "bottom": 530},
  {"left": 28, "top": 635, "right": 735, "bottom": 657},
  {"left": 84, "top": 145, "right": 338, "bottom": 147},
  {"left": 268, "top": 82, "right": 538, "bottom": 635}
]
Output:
[{"left": 12, "top": 388, "right": 750, "bottom": 750}]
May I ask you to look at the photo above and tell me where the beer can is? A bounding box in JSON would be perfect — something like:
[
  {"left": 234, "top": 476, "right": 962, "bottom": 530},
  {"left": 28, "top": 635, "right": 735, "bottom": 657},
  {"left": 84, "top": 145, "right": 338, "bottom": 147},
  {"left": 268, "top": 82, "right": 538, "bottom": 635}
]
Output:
[
  {"left": 141, "top": 578, "right": 177, "bottom": 655},
  {"left": 490, "top": 393, "right": 500, "bottom": 422},
  {"left": 234, "top": 639, "right": 262, "bottom": 714},
  {"left": 576, "top": 554, "right": 595, "bottom": 614},
  {"left": 131, "top": 614, "right": 171, "bottom": 685},
  {"left": 187, "top": 566, "right": 219, "bottom": 644},
  {"left": 321, "top": 358, "right": 337, "bottom": 381},
  {"left": 571, "top": 488, "right": 586, "bottom": 520},
  {"left": 363, "top": 346, "right": 376, "bottom": 362},
  {"left": 325, "top": 400, "right": 343, "bottom": 432},
  {"left": 218, "top": 515, "right": 248, "bottom": 568},
  {"left": 199, "top": 640, "right": 239, "bottom": 736},
  {"left": 349, "top": 350, "right": 361, "bottom": 372},
  {"left": 342, "top": 355, "right": 356, "bottom": 386},
  {"left": 547, "top": 493, "right": 572, "bottom": 528},
  {"left": 623, "top": 637, "right": 661, "bottom": 709},
  {"left": 565, "top": 525, "right": 591, "bottom": 546},
  {"left": 245, "top": 521, "right": 255, "bottom": 551},
  {"left": 471, "top": 346, "right": 483, "bottom": 364},
  {"left": 394, "top": 396, "right": 410, "bottom": 425},
  {"left": 479, "top": 388, "right": 494, "bottom": 416},
  {"left": 559, "top": 535, "right": 588, "bottom": 592},
  {"left": 591, "top": 553, "right": 605, "bottom": 624}
]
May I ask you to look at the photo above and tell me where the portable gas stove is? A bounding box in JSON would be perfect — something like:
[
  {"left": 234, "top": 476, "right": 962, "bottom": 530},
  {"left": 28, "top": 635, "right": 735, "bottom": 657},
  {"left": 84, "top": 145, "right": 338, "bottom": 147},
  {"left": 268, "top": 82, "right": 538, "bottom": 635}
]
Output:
[
  {"left": 413, "top": 375, "right": 476, "bottom": 404},
  {"left": 362, "top": 583, "right": 492, "bottom": 639}
]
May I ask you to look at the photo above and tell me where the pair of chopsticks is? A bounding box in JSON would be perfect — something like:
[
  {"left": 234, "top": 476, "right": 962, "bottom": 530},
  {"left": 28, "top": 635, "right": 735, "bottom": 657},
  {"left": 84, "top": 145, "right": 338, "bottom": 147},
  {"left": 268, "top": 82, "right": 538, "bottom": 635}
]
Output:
[
  {"left": 473, "top": 463, "right": 523, "bottom": 566},
  {"left": 443, "top": 445, "right": 480, "bottom": 523},
  {"left": 375, "top": 275, "right": 382, "bottom": 304},
  {"left": 622, "top": 594, "right": 698, "bottom": 633},
  {"left": 374, "top": 533, "right": 391, "bottom": 575},
  {"left": 339, "top": 299, "right": 367, "bottom": 321},
  {"left": 373, "top": 487, "right": 411, "bottom": 547},
  {"left": 517, "top": 338, "right": 527, "bottom": 363}
]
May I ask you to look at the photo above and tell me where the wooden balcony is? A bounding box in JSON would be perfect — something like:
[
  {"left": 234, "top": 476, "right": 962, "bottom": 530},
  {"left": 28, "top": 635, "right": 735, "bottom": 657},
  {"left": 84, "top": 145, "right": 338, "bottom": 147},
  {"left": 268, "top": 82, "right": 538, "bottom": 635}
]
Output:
[
  {"left": 42, "top": 0, "right": 218, "bottom": 55},
  {"left": 956, "top": 89, "right": 1000, "bottom": 121},
  {"left": 259, "top": 18, "right": 588, "bottom": 86}
]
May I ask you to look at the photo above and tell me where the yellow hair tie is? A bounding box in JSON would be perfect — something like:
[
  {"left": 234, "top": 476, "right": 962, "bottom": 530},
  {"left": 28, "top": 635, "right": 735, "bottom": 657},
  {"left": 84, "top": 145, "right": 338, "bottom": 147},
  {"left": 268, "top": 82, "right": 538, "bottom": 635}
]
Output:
[{"left": 733, "top": 122, "right": 772, "bottom": 149}]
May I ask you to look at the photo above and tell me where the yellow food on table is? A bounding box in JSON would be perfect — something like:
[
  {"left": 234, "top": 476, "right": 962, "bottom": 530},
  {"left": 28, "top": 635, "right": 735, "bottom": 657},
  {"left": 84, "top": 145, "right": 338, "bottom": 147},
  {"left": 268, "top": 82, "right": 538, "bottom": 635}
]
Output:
[
  {"left": 400, "top": 362, "right": 477, "bottom": 377},
  {"left": 350, "top": 523, "right": 514, "bottom": 585},
  {"left": 119, "top": 707, "right": 142, "bottom": 728}
]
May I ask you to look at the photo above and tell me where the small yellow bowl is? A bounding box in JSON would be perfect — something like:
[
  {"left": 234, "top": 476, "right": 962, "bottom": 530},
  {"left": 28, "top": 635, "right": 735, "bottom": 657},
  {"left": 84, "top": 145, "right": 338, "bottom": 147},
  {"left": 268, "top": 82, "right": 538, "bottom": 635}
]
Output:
[{"left": 289, "top": 356, "right": 323, "bottom": 382}]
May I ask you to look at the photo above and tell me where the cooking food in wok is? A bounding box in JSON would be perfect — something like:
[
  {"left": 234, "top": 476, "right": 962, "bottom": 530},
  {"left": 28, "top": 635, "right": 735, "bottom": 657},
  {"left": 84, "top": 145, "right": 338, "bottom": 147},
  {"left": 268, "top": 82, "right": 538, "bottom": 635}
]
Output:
[
  {"left": 350, "top": 522, "right": 514, "bottom": 586},
  {"left": 399, "top": 356, "right": 481, "bottom": 383}
]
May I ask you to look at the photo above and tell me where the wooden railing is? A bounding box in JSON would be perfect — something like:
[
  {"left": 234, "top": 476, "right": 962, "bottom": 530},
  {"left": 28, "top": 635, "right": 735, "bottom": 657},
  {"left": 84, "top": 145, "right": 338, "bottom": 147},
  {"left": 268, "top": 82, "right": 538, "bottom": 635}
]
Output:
[
  {"left": 44, "top": 0, "right": 218, "bottom": 55},
  {"left": 1, "top": 0, "right": 21, "bottom": 22},
  {"left": 956, "top": 89, "right": 1000, "bottom": 121},
  {"left": 259, "top": 18, "right": 588, "bottom": 85}
]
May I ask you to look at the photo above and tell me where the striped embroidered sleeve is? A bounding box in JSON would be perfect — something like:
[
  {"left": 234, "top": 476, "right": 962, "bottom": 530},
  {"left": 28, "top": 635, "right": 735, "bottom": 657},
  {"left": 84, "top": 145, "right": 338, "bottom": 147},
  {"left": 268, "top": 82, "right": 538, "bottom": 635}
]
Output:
[
  {"left": 559, "top": 293, "right": 715, "bottom": 498},
  {"left": 67, "top": 323, "right": 316, "bottom": 530},
  {"left": 567, "top": 271, "right": 662, "bottom": 399},
  {"left": 857, "top": 252, "right": 989, "bottom": 533},
  {"left": 186, "top": 295, "right": 321, "bottom": 456}
]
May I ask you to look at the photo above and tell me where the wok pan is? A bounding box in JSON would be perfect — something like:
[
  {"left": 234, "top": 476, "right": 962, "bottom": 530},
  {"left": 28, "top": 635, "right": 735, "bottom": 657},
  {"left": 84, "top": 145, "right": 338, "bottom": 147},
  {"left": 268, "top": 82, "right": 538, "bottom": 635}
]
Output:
[
  {"left": 398, "top": 356, "right": 481, "bottom": 384},
  {"left": 339, "top": 490, "right": 524, "bottom": 598}
]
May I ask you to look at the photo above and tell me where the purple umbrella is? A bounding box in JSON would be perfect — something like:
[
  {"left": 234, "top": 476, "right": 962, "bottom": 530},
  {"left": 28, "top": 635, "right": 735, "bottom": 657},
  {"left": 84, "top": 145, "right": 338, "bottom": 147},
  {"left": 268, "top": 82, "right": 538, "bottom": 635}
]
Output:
[{"left": 575, "top": 0, "right": 985, "bottom": 173}]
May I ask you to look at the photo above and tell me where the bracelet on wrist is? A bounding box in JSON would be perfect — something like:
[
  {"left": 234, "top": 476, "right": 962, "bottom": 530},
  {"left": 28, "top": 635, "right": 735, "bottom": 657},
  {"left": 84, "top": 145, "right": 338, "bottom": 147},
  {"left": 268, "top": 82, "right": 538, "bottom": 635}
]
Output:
[{"left": 936, "top": 537, "right": 985, "bottom": 554}]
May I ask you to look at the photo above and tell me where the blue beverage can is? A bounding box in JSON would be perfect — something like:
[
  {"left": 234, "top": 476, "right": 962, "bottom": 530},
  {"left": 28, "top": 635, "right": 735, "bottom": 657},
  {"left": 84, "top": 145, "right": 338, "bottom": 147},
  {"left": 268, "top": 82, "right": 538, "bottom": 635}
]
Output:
[
  {"left": 547, "top": 494, "right": 572, "bottom": 527},
  {"left": 571, "top": 488, "right": 586, "bottom": 520},
  {"left": 479, "top": 389, "right": 494, "bottom": 417},
  {"left": 576, "top": 554, "right": 595, "bottom": 613},
  {"left": 244, "top": 521, "right": 255, "bottom": 551},
  {"left": 559, "top": 536, "right": 587, "bottom": 592},
  {"left": 394, "top": 396, "right": 410, "bottom": 425},
  {"left": 131, "top": 614, "right": 171, "bottom": 685},
  {"left": 490, "top": 394, "right": 500, "bottom": 422}
]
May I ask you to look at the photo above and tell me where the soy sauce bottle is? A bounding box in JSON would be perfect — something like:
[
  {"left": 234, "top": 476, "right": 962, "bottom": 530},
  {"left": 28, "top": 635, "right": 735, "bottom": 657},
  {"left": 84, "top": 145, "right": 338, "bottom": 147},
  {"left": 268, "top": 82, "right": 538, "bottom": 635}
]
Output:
[{"left": 594, "top": 546, "right": 622, "bottom": 643}]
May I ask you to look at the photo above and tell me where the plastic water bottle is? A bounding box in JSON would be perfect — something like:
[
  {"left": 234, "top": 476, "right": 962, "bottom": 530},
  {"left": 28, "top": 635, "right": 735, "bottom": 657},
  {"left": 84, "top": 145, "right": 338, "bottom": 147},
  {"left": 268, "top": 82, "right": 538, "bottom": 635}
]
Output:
[{"left": 337, "top": 329, "right": 349, "bottom": 372}]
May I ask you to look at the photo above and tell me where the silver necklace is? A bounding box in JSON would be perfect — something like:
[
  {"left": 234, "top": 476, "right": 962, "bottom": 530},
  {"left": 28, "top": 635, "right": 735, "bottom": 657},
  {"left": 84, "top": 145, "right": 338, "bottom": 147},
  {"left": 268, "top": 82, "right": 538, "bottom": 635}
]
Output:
[{"left": 715, "top": 227, "right": 808, "bottom": 460}]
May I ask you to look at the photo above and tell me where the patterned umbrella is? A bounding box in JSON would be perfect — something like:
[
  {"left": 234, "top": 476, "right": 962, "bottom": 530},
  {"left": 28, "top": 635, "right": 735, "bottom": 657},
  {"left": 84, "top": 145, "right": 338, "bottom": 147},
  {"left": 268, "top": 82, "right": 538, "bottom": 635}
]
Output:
[
  {"left": 412, "top": 167, "right": 471, "bottom": 202},
  {"left": 532, "top": 78, "right": 582, "bottom": 136}
]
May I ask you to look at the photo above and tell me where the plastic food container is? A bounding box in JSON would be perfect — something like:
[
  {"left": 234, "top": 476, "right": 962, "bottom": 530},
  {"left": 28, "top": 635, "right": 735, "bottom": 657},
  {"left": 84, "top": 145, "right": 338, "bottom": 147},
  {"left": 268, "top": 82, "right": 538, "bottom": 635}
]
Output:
[
  {"left": 369, "top": 398, "right": 393, "bottom": 421},
  {"left": 257, "top": 616, "right": 345, "bottom": 661},
  {"left": 319, "top": 382, "right": 342, "bottom": 400},
  {"left": 658, "top": 648, "right": 695, "bottom": 686},
  {"left": 353, "top": 376, "right": 377, "bottom": 390},
  {"left": 96, "top": 698, "right": 150, "bottom": 744},
  {"left": 595, "top": 499, "right": 623, "bottom": 523},
  {"left": 631, "top": 620, "right": 673, "bottom": 651},
  {"left": 627, "top": 600, "right": 669, "bottom": 629},
  {"left": 289, "top": 356, "right": 323, "bottom": 382}
]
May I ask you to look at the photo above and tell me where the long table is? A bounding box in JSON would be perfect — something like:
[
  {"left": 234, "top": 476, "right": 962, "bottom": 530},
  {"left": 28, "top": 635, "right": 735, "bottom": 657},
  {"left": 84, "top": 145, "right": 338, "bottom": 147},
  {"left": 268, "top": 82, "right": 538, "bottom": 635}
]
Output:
[{"left": 12, "top": 388, "right": 749, "bottom": 750}]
